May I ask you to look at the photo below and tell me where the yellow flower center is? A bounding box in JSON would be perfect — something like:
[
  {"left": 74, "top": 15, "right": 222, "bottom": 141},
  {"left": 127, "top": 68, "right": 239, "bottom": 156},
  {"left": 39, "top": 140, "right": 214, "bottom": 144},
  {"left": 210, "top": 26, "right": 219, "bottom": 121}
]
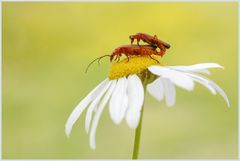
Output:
[{"left": 108, "top": 56, "right": 160, "bottom": 80}]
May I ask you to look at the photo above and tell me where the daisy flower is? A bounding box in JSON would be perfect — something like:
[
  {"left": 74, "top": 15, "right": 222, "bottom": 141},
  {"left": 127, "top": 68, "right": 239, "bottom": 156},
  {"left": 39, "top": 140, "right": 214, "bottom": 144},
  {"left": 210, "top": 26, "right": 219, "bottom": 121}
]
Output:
[{"left": 65, "top": 55, "right": 229, "bottom": 152}]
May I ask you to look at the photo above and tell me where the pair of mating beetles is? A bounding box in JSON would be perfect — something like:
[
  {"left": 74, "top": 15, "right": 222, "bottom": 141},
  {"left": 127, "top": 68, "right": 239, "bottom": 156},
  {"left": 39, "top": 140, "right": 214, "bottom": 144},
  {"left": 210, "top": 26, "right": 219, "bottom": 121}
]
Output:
[{"left": 86, "top": 33, "right": 171, "bottom": 72}]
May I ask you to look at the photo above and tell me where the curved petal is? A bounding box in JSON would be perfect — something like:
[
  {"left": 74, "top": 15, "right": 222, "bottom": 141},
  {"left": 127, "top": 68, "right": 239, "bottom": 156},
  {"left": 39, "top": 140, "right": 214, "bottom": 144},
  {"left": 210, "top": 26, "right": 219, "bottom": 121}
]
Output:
[
  {"left": 184, "top": 72, "right": 209, "bottom": 84},
  {"left": 148, "top": 66, "right": 194, "bottom": 91},
  {"left": 89, "top": 81, "right": 116, "bottom": 150},
  {"left": 184, "top": 73, "right": 229, "bottom": 107},
  {"left": 109, "top": 77, "right": 128, "bottom": 124},
  {"left": 167, "top": 63, "right": 224, "bottom": 72},
  {"left": 126, "top": 75, "right": 144, "bottom": 129},
  {"left": 207, "top": 79, "right": 230, "bottom": 107},
  {"left": 185, "top": 68, "right": 229, "bottom": 107},
  {"left": 192, "top": 69, "right": 211, "bottom": 75},
  {"left": 65, "top": 79, "right": 109, "bottom": 137},
  {"left": 162, "top": 78, "right": 176, "bottom": 107},
  {"left": 185, "top": 73, "right": 216, "bottom": 94},
  {"left": 191, "top": 77, "right": 216, "bottom": 94},
  {"left": 147, "top": 77, "right": 164, "bottom": 101},
  {"left": 85, "top": 81, "right": 112, "bottom": 133}
]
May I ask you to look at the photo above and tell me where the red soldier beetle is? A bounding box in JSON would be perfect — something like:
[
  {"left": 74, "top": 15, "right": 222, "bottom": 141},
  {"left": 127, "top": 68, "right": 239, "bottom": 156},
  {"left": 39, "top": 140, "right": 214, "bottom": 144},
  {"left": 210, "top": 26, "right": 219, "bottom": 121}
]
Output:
[
  {"left": 85, "top": 45, "right": 160, "bottom": 73},
  {"left": 129, "top": 32, "right": 171, "bottom": 56}
]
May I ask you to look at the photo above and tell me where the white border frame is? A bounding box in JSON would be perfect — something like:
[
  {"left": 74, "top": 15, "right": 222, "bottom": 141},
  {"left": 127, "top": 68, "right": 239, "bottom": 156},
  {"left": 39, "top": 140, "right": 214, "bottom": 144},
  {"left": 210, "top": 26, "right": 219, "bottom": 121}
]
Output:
[{"left": 0, "top": 0, "right": 238, "bottom": 160}]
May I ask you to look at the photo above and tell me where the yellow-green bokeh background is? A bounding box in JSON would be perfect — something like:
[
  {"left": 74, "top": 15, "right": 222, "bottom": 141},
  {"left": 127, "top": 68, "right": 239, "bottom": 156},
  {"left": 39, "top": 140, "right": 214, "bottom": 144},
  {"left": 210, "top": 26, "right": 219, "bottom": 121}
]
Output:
[{"left": 2, "top": 2, "right": 238, "bottom": 159}]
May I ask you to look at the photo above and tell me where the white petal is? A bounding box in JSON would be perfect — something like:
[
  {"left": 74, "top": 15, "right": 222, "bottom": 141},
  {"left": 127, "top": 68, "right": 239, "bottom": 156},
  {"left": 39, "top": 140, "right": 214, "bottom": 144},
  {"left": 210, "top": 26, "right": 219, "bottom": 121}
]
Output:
[
  {"left": 126, "top": 110, "right": 140, "bottom": 129},
  {"left": 85, "top": 81, "right": 112, "bottom": 133},
  {"left": 185, "top": 73, "right": 229, "bottom": 107},
  {"left": 188, "top": 73, "right": 230, "bottom": 107},
  {"left": 109, "top": 79, "right": 122, "bottom": 123},
  {"left": 191, "top": 77, "right": 216, "bottom": 94},
  {"left": 184, "top": 72, "right": 209, "bottom": 84},
  {"left": 162, "top": 78, "right": 176, "bottom": 107},
  {"left": 168, "top": 66, "right": 211, "bottom": 75},
  {"left": 147, "top": 77, "right": 164, "bottom": 101},
  {"left": 89, "top": 80, "right": 116, "bottom": 150},
  {"left": 167, "top": 63, "right": 224, "bottom": 72},
  {"left": 208, "top": 79, "right": 230, "bottom": 107},
  {"left": 109, "top": 77, "right": 128, "bottom": 124},
  {"left": 126, "top": 75, "right": 144, "bottom": 129},
  {"left": 148, "top": 66, "right": 194, "bottom": 91},
  {"left": 185, "top": 73, "right": 216, "bottom": 94},
  {"left": 193, "top": 69, "right": 211, "bottom": 75},
  {"left": 122, "top": 92, "right": 129, "bottom": 118},
  {"left": 65, "top": 79, "right": 109, "bottom": 137}
]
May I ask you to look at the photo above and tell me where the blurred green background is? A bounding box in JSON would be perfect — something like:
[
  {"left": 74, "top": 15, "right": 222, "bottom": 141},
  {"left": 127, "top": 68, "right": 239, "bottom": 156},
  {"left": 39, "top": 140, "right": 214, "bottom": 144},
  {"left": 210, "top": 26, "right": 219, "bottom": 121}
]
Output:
[{"left": 2, "top": 2, "right": 238, "bottom": 159}]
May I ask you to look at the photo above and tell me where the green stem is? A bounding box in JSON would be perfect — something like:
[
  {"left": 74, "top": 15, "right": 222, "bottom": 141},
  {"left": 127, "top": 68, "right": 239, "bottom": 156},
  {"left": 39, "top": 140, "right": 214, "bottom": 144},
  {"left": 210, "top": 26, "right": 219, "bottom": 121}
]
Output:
[{"left": 132, "top": 102, "right": 144, "bottom": 159}]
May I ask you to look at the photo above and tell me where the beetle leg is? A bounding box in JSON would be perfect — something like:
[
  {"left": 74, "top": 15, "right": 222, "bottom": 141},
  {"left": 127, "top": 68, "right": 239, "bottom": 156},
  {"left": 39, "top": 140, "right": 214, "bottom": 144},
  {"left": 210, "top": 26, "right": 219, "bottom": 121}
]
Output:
[
  {"left": 149, "top": 55, "right": 160, "bottom": 63},
  {"left": 126, "top": 55, "right": 130, "bottom": 62},
  {"left": 114, "top": 56, "right": 118, "bottom": 61},
  {"left": 130, "top": 38, "right": 134, "bottom": 44},
  {"left": 137, "top": 38, "right": 141, "bottom": 47},
  {"left": 116, "top": 56, "right": 121, "bottom": 62}
]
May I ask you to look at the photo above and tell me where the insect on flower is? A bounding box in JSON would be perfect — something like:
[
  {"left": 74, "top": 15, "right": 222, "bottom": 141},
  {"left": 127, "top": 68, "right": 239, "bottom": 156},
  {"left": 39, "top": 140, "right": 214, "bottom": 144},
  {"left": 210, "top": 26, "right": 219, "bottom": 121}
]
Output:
[
  {"left": 129, "top": 32, "right": 171, "bottom": 56},
  {"left": 66, "top": 33, "right": 230, "bottom": 155},
  {"left": 85, "top": 44, "right": 161, "bottom": 73},
  {"left": 66, "top": 55, "right": 230, "bottom": 150},
  {"left": 110, "top": 44, "right": 161, "bottom": 62}
]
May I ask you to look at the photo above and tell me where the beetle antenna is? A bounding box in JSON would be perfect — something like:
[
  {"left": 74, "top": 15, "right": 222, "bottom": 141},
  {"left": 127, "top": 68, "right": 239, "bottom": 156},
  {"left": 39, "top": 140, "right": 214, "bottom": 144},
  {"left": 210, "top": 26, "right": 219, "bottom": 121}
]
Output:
[{"left": 85, "top": 55, "right": 111, "bottom": 73}]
